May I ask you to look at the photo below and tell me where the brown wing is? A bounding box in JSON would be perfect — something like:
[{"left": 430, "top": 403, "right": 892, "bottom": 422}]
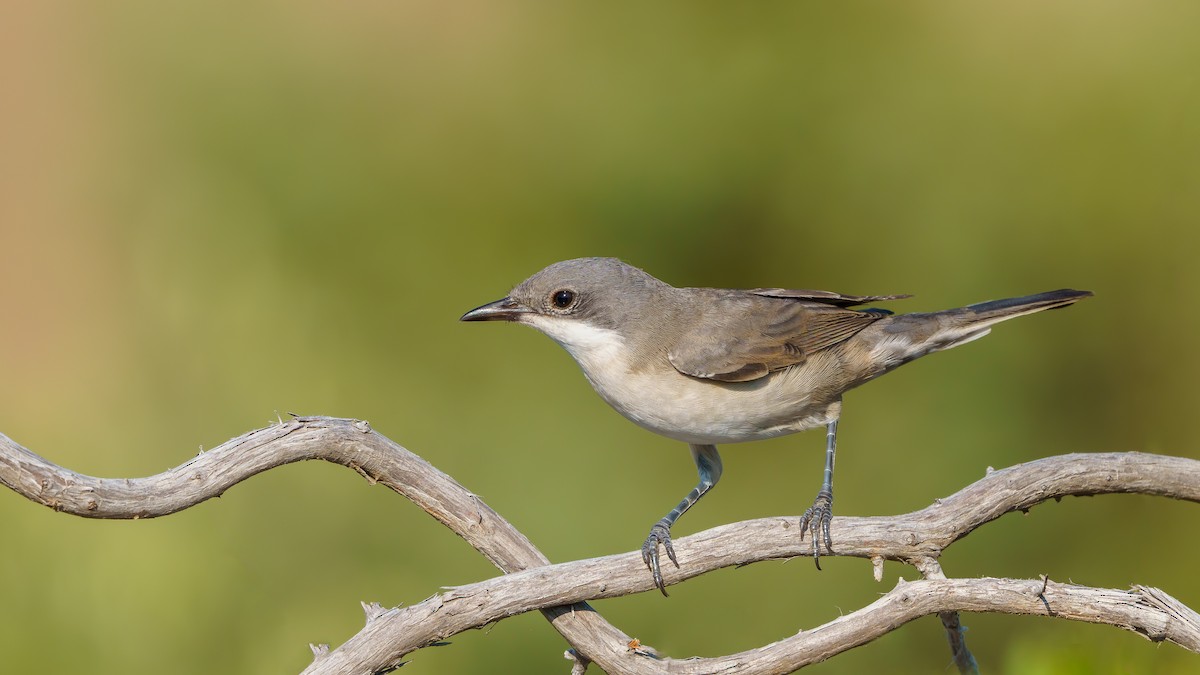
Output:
[{"left": 667, "top": 295, "right": 895, "bottom": 383}]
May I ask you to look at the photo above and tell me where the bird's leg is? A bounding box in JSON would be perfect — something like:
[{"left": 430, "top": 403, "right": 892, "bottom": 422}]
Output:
[
  {"left": 641, "top": 444, "right": 723, "bottom": 596},
  {"left": 799, "top": 420, "right": 838, "bottom": 569}
]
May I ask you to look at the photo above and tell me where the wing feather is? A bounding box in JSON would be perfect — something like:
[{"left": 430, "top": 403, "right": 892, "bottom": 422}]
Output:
[
  {"left": 750, "top": 288, "right": 911, "bottom": 307},
  {"left": 667, "top": 292, "right": 898, "bottom": 383}
]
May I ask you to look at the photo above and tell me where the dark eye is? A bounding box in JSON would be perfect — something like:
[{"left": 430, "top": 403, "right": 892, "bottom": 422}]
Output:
[{"left": 551, "top": 289, "right": 576, "bottom": 309}]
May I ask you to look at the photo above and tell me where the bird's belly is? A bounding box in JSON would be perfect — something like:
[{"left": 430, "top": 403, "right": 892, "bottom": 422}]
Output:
[{"left": 583, "top": 365, "right": 839, "bottom": 445}]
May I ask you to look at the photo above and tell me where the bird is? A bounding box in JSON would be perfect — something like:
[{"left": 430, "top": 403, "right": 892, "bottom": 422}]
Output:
[{"left": 460, "top": 257, "right": 1091, "bottom": 595}]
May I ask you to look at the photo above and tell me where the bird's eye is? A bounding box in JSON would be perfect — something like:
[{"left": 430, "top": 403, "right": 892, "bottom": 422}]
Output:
[{"left": 551, "top": 289, "right": 576, "bottom": 309}]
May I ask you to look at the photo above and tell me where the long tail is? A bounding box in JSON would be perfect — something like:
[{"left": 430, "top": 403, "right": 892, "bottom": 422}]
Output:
[
  {"left": 862, "top": 288, "right": 1093, "bottom": 370},
  {"left": 946, "top": 288, "right": 1093, "bottom": 345}
]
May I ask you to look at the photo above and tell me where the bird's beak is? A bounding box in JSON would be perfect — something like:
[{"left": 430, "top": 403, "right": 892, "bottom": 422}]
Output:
[{"left": 459, "top": 297, "right": 533, "bottom": 322}]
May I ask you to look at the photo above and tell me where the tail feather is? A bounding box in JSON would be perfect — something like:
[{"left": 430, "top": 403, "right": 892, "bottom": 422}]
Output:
[
  {"left": 865, "top": 288, "right": 1092, "bottom": 369},
  {"left": 965, "top": 289, "right": 1093, "bottom": 323},
  {"left": 929, "top": 288, "right": 1092, "bottom": 352}
]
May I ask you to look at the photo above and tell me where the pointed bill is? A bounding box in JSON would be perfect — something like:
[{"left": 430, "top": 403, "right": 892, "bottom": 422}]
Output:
[{"left": 459, "top": 297, "right": 533, "bottom": 322}]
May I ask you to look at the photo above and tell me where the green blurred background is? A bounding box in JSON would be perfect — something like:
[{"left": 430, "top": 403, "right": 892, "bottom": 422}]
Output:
[{"left": 1, "top": 2, "right": 1197, "bottom": 673}]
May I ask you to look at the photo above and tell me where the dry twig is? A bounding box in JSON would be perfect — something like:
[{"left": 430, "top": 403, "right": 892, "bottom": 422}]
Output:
[{"left": 2, "top": 416, "right": 1197, "bottom": 674}]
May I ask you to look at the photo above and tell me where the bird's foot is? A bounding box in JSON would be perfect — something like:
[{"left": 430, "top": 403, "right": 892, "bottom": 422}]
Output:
[
  {"left": 641, "top": 521, "right": 678, "bottom": 596},
  {"left": 799, "top": 488, "right": 834, "bottom": 569}
]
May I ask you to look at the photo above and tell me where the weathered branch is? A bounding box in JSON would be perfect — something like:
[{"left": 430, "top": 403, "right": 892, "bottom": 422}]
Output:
[
  {"left": 2, "top": 416, "right": 1197, "bottom": 674},
  {"left": 305, "top": 570, "right": 1200, "bottom": 675}
]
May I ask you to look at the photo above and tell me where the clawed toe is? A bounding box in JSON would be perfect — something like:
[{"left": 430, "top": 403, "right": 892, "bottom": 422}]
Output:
[
  {"left": 641, "top": 522, "right": 678, "bottom": 596},
  {"left": 799, "top": 489, "right": 834, "bottom": 569}
]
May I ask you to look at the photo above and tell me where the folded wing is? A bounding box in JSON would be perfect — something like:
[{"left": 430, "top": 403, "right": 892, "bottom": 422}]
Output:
[{"left": 667, "top": 290, "right": 905, "bottom": 383}]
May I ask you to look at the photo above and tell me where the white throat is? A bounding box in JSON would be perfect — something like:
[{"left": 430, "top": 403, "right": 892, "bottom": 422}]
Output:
[{"left": 522, "top": 315, "right": 628, "bottom": 376}]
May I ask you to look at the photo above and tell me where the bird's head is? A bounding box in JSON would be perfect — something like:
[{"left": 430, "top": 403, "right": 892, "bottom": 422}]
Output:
[{"left": 460, "top": 257, "right": 667, "bottom": 358}]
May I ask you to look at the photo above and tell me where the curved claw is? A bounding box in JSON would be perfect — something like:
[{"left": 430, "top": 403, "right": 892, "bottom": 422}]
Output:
[
  {"left": 799, "top": 488, "right": 834, "bottom": 570},
  {"left": 641, "top": 522, "right": 678, "bottom": 596}
]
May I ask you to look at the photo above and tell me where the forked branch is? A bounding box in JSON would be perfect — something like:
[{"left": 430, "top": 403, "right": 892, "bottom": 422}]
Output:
[{"left": 1, "top": 416, "right": 1197, "bottom": 674}]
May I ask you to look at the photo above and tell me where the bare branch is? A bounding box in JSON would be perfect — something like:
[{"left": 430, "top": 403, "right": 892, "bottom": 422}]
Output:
[
  {"left": 2, "top": 417, "right": 1197, "bottom": 674},
  {"left": 301, "top": 571, "right": 1200, "bottom": 675},
  {"left": 911, "top": 558, "right": 978, "bottom": 674},
  {"left": 938, "top": 611, "right": 978, "bottom": 675},
  {"left": 565, "top": 649, "right": 592, "bottom": 675},
  {"left": 0, "top": 417, "right": 641, "bottom": 671}
]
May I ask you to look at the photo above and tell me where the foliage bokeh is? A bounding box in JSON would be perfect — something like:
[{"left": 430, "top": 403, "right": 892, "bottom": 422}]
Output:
[{"left": 1, "top": 2, "right": 1197, "bottom": 673}]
